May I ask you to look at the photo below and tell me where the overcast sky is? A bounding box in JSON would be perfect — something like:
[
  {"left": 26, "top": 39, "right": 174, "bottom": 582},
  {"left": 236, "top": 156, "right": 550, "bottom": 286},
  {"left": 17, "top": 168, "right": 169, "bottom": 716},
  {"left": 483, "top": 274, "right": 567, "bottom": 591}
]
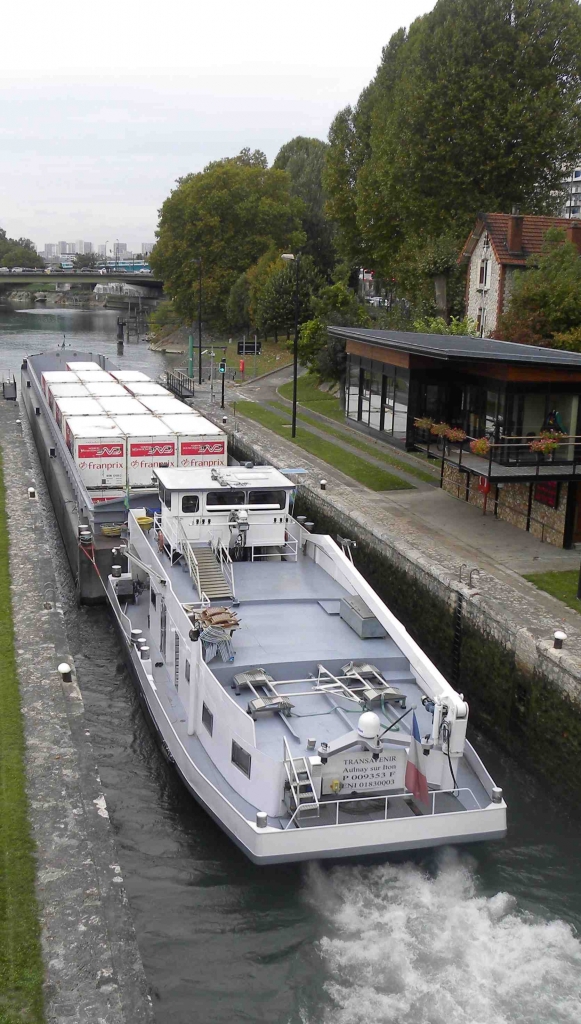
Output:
[{"left": 0, "top": 0, "right": 435, "bottom": 252}]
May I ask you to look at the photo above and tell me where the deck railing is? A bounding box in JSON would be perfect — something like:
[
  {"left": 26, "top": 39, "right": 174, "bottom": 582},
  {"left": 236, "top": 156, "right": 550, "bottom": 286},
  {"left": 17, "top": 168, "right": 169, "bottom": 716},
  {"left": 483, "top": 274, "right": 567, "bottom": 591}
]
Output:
[
  {"left": 285, "top": 786, "right": 483, "bottom": 830},
  {"left": 416, "top": 428, "right": 581, "bottom": 478},
  {"left": 210, "top": 536, "right": 236, "bottom": 597}
]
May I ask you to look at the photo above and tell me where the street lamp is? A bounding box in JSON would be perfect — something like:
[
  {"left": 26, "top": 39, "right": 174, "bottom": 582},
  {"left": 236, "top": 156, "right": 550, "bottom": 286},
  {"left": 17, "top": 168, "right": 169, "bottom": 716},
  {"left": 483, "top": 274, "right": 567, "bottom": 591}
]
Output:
[
  {"left": 186, "top": 257, "right": 203, "bottom": 385},
  {"left": 281, "top": 252, "right": 300, "bottom": 438}
]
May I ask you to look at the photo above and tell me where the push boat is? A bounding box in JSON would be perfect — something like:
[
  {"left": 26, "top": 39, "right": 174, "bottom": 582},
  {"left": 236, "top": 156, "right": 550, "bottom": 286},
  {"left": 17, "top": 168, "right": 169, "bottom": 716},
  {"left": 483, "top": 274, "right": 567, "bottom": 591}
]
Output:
[{"left": 107, "top": 465, "right": 507, "bottom": 863}]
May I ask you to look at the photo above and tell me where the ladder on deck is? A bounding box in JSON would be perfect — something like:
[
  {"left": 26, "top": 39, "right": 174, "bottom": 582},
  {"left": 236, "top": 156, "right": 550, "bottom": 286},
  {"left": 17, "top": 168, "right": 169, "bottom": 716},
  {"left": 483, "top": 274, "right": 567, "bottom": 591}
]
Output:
[
  {"left": 283, "top": 739, "right": 319, "bottom": 821},
  {"left": 193, "top": 544, "right": 233, "bottom": 601}
]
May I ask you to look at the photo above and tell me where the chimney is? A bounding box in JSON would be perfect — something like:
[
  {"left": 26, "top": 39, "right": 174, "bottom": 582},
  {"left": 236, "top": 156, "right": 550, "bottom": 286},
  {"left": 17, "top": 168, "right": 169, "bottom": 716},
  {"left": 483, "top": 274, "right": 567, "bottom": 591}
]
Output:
[
  {"left": 566, "top": 221, "right": 581, "bottom": 255},
  {"left": 507, "top": 213, "right": 524, "bottom": 254}
]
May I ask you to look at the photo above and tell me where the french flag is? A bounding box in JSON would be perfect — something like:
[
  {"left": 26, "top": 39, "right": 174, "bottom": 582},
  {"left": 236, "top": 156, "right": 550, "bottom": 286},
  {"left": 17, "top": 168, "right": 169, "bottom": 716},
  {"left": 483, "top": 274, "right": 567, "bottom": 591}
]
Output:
[{"left": 405, "top": 712, "right": 429, "bottom": 806}]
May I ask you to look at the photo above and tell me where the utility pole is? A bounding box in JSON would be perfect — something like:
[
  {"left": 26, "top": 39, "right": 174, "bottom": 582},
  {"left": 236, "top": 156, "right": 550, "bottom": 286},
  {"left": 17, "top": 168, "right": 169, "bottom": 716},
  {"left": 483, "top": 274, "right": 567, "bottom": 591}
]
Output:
[
  {"left": 198, "top": 258, "right": 203, "bottom": 386},
  {"left": 188, "top": 334, "right": 194, "bottom": 381},
  {"left": 220, "top": 358, "right": 226, "bottom": 408},
  {"left": 210, "top": 347, "right": 215, "bottom": 404},
  {"left": 254, "top": 333, "right": 258, "bottom": 379}
]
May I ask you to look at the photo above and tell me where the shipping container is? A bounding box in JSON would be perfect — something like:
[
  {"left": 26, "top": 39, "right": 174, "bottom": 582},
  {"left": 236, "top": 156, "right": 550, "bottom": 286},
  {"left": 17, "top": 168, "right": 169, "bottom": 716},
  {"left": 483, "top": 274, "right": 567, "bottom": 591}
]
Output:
[
  {"left": 160, "top": 414, "right": 227, "bottom": 466},
  {"left": 112, "top": 415, "right": 177, "bottom": 487},
  {"left": 109, "top": 370, "right": 151, "bottom": 383},
  {"left": 47, "top": 383, "right": 90, "bottom": 413},
  {"left": 84, "top": 382, "right": 129, "bottom": 398},
  {"left": 138, "top": 396, "right": 194, "bottom": 417},
  {"left": 66, "top": 361, "right": 103, "bottom": 372},
  {"left": 65, "top": 416, "right": 126, "bottom": 489},
  {"left": 41, "top": 370, "right": 79, "bottom": 396},
  {"left": 97, "top": 396, "right": 148, "bottom": 417},
  {"left": 54, "top": 396, "right": 103, "bottom": 432},
  {"left": 75, "top": 371, "right": 115, "bottom": 383},
  {"left": 123, "top": 382, "right": 172, "bottom": 397}
]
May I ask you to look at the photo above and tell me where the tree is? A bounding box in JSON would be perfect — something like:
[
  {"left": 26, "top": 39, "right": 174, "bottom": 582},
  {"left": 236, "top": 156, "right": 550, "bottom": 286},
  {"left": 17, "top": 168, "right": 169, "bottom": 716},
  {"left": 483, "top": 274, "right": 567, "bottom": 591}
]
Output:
[
  {"left": 497, "top": 228, "right": 581, "bottom": 348},
  {"left": 74, "top": 252, "right": 98, "bottom": 270},
  {"left": 150, "top": 150, "right": 304, "bottom": 328},
  {"left": 254, "top": 256, "right": 322, "bottom": 341},
  {"left": 0, "top": 228, "right": 44, "bottom": 268},
  {"left": 298, "top": 282, "right": 371, "bottom": 382},
  {"left": 226, "top": 272, "right": 251, "bottom": 332},
  {"left": 274, "top": 137, "right": 335, "bottom": 276},
  {"left": 325, "top": 0, "right": 581, "bottom": 290}
]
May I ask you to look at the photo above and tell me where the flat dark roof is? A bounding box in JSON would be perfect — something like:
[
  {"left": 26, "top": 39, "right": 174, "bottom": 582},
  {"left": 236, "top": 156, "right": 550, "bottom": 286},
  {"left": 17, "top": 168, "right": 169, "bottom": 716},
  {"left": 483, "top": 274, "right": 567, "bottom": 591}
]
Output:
[{"left": 327, "top": 327, "right": 581, "bottom": 367}]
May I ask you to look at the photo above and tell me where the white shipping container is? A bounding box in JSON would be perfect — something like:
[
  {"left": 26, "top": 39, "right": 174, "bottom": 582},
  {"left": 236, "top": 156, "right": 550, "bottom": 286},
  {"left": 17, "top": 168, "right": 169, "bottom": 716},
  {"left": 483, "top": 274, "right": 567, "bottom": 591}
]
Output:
[
  {"left": 41, "top": 370, "right": 79, "bottom": 395},
  {"left": 66, "top": 361, "right": 102, "bottom": 372},
  {"left": 65, "top": 416, "right": 126, "bottom": 489},
  {"left": 123, "top": 382, "right": 172, "bottom": 397},
  {"left": 47, "top": 383, "right": 90, "bottom": 413},
  {"left": 161, "top": 415, "right": 227, "bottom": 466},
  {"left": 84, "top": 382, "right": 129, "bottom": 398},
  {"left": 138, "top": 396, "right": 194, "bottom": 417},
  {"left": 75, "top": 371, "right": 115, "bottom": 383},
  {"left": 113, "top": 415, "right": 177, "bottom": 487},
  {"left": 97, "top": 396, "right": 148, "bottom": 417},
  {"left": 110, "top": 370, "right": 151, "bottom": 383},
  {"left": 54, "top": 396, "right": 103, "bottom": 432}
]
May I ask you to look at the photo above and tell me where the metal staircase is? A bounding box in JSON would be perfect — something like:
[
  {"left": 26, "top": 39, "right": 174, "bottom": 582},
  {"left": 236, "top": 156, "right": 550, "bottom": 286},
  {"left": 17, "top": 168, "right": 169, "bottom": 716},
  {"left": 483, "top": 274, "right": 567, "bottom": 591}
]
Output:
[
  {"left": 193, "top": 544, "right": 233, "bottom": 601},
  {"left": 283, "top": 739, "right": 320, "bottom": 822}
]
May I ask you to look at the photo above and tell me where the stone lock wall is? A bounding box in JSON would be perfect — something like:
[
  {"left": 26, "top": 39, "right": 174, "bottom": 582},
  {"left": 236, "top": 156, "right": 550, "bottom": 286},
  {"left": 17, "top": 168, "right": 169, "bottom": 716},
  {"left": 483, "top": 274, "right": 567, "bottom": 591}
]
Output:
[{"left": 442, "top": 465, "right": 567, "bottom": 547}]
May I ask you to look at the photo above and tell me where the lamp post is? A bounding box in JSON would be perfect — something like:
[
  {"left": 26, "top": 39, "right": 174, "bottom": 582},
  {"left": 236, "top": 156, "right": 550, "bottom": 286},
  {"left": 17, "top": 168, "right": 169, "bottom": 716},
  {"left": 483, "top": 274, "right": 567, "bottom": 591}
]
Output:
[
  {"left": 281, "top": 252, "right": 300, "bottom": 439},
  {"left": 187, "top": 257, "right": 203, "bottom": 385}
]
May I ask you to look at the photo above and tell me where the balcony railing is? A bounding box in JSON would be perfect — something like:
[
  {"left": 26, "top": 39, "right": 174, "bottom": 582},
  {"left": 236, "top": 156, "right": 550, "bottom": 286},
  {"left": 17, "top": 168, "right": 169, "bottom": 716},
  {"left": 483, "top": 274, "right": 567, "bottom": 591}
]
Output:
[{"left": 415, "top": 428, "right": 581, "bottom": 477}]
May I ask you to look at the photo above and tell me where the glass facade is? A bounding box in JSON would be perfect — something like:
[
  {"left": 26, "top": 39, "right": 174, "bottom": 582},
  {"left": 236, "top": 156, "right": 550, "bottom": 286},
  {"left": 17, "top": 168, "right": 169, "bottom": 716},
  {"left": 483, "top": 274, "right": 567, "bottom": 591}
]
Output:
[{"left": 345, "top": 355, "right": 410, "bottom": 440}]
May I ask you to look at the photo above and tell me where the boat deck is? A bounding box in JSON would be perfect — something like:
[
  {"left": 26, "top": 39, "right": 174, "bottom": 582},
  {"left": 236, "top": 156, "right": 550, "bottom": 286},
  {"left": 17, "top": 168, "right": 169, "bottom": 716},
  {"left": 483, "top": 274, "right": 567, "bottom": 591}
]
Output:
[{"left": 129, "top": 536, "right": 491, "bottom": 821}]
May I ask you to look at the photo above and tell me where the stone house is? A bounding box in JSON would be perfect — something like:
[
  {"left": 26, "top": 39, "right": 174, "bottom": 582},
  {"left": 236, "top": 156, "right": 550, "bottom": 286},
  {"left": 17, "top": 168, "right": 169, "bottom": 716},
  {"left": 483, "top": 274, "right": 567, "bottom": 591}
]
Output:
[{"left": 459, "top": 213, "right": 581, "bottom": 337}]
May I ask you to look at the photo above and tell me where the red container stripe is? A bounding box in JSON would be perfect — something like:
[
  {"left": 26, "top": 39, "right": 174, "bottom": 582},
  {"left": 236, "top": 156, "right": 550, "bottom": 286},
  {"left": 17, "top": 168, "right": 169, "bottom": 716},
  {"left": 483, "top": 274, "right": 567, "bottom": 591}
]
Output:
[
  {"left": 78, "top": 443, "right": 124, "bottom": 458},
  {"left": 181, "top": 441, "right": 225, "bottom": 455},
  {"left": 130, "top": 442, "right": 175, "bottom": 457}
]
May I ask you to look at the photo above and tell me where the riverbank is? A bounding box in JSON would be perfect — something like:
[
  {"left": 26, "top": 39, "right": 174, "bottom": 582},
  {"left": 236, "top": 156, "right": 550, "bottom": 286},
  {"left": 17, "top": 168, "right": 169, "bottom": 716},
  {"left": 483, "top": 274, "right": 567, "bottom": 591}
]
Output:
[{"left": 0, "top": 398, "right": 154, "bottom": 1024}]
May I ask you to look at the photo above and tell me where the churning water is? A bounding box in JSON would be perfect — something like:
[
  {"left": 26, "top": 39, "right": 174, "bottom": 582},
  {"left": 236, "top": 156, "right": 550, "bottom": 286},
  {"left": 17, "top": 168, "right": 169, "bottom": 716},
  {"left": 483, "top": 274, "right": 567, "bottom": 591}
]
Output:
[
  {"left": 2, "top": 302, "right": 580, "bottom": 1023},
  {"left": 305, "top": 851, "right": 581, "bottom": 1024}
]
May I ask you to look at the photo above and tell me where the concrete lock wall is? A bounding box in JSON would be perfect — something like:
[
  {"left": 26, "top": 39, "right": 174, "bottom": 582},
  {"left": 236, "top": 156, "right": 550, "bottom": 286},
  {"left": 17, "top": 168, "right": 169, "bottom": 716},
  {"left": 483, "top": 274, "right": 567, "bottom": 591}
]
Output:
[{"left": 228, "top": 431, "right": 581, "bottom": 809}]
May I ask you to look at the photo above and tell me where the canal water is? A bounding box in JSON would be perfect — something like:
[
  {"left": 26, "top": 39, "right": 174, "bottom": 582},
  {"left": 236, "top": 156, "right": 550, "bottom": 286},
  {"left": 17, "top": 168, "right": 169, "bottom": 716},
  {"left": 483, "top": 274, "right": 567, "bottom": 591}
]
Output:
[{"left": 2, "top": 302, "right": 581, "bottom": 1024}]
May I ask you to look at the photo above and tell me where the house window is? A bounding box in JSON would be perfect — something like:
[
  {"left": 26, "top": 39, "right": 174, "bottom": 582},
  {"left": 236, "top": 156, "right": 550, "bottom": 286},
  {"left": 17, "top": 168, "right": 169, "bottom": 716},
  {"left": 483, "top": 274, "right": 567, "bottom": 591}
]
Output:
[
  {"left": 231, "top": 740, "right": 251, "bottom": 777},
  {"left": 182, "top": 494, "right": 200, "bottom": 513},
  {"left": 202, "top": 703, "right": 213, "bottom": 736},
  {"left": 478, "top": 260, "right": 490, "bottom": 289},
  {"left": 574, "top": 170, "right": 581, "bottom": 179}
]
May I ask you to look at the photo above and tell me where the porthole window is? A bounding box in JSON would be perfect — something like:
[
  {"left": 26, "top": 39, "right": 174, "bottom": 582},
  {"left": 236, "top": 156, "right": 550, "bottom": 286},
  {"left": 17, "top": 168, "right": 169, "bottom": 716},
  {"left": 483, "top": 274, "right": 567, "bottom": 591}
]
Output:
[
  {"left": 231, "top": 740, "right": 251, "bottom": 777},
  {"left": 202, "top": 703, "right": 213, "bottom": 736}
]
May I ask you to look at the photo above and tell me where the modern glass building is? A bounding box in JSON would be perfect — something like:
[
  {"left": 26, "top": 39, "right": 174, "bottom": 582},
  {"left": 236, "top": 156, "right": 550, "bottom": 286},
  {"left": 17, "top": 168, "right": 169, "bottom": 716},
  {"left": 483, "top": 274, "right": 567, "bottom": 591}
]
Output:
[{"left": 329, "top": 327, "right": 581, "bottom": 547}]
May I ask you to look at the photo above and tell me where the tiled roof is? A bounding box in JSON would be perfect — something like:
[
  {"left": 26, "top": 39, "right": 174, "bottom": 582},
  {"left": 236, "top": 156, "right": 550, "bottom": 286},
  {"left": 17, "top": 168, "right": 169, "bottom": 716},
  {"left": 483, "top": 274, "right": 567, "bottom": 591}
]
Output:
[{"left": 460, "top": 213, "right": 575, "bottom": 267}]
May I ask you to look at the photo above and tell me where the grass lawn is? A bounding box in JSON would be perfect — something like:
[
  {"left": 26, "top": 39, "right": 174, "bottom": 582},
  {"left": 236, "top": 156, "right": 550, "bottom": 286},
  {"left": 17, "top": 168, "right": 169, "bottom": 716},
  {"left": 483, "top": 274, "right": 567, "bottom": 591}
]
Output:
[
  {"left": 229, "top": 336, "right": 291, "bottom": 380},
  {"left": 234, "top": 401, "right": 413, "bottom": 491},
  {"left": 270, "top": 401, "right": 436, "bottom": 484},
  {"left": 523, "top": 570, "right": 581, "bottom": 614},
  {"left": 0, "top": 454, "right": 45, "bottom": 1024},
  {"left": 278, "top": 375, "right": 345, "bottom": 421}
]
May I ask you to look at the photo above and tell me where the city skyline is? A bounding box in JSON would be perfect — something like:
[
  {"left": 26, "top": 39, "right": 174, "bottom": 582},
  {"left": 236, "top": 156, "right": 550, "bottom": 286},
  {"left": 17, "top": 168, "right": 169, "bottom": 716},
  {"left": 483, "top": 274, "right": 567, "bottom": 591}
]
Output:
[{"left": 39, "top": 240, "right": 155, "bottom": 258}]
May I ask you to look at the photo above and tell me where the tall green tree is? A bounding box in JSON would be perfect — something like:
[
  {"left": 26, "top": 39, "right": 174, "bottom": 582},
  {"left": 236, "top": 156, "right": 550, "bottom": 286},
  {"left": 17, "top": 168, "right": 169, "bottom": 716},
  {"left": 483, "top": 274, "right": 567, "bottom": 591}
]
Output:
[
  {"left": 325, "top": 0, "right": 581, "bottom": 285},
  {"left": 298, "top": 282, "right": 371, "bottom": 382},
  {"left": 274, "top": 137, "right": 335, "bottom": 275},
  {"left": 254, "top": 256, "right": 322, "bottom": 340},
  {"left": 150, "top": 150, "right": 304, "bottom": 327}
]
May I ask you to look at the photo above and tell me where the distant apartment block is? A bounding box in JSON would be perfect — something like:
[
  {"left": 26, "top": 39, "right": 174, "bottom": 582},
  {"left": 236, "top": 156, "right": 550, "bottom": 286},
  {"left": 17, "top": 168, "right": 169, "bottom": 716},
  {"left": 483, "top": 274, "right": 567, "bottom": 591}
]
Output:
[
  {"left": 141, "top": 242, "right": 155, "bottom": 255},
  {"left": 562, "top": 168, "right": 581, "bottom": 218},
  {"left": 97, "top": 245, "right": 107, "bottom": 256}
]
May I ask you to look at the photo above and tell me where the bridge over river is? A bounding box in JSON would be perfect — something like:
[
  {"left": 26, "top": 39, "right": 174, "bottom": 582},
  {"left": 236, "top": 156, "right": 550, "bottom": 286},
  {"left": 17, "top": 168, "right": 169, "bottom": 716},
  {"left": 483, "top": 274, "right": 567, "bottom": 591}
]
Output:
[{"left": 0, "top": 272, "right": 163, "bottom": 290}]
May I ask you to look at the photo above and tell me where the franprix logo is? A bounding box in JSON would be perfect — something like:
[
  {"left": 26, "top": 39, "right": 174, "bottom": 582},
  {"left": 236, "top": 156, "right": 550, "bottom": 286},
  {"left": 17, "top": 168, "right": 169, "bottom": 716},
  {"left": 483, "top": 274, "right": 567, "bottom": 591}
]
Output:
[
  {"left": 181, "top": 441, "right": 225, "bottom": 455},
  {"left": 130, "top": 442, "right": 175, "bottom": 457},
  {"left": 78, "top": 443, "right": 124, "bottom": 458}
]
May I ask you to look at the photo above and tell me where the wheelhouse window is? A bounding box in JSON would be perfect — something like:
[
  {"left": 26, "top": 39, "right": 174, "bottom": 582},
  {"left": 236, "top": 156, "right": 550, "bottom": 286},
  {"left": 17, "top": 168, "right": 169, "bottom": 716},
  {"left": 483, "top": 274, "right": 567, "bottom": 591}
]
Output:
[
  {"left": 231, "top": 740, "right": 251, "bottom": 777},
  {"left": 202, "top": 703, "right": 213, "bottom": 736},
  {"left": 248, "top": 489, "right": 286, "bottom": 509},
  {"left": 206, "top": 489, "right": 245, "bottom": 509},
  {"left": 158, "top": 483, "right": 171, "bottom": 508},
  {"left": 181, "top": 494, "right": 200, "bottom": 513}
]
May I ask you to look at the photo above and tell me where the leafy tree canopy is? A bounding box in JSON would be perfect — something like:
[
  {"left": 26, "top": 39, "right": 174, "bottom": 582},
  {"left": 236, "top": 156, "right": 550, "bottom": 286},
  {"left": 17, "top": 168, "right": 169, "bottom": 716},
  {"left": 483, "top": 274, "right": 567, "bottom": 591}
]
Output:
[
  {"left": 74, "top": 252, "right": 98, "bottom": 269},
  {"left": 0, "top": 229, "right": 43, "bottom": 268},
  {"left": 254, "top": 255, "right": 323, "bottom": 340},
  {"left": 325, "top": 0, "right": 581, "bottom": 290},
  {"left": 274, "top": 137, "right": 335, "bottom": 275},
  {"left": 150, "top": 150, "right": 304, "bottom": 328},
  {"left": 298, "top": 282, "right": 371, "bottom": 381},
  {"left": 497, "top": 228, "right": 581, "bottom": 348}
]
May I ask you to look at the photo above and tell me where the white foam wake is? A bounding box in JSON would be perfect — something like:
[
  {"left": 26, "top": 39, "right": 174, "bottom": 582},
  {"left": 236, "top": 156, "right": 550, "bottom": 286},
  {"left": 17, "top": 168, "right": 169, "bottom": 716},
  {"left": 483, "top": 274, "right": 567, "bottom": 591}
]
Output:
[{"left": 305, "top": 850, "right": 581, "bottom": 1024}]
